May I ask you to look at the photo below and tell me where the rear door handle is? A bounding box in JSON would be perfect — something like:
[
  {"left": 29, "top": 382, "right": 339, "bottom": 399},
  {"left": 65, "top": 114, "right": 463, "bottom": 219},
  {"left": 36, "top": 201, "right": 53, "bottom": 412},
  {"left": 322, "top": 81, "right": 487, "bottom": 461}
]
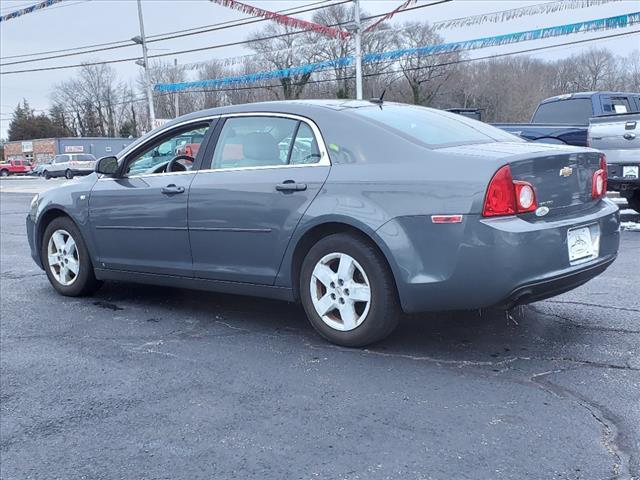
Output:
[
  {"left": 276, "top": 181, "right": 307, "bottom": 192},
  {"left": 624, "top": 133, "right": 636, "bottom": 140},
  {"left": 161, "top": 184, "right": 185, "bottom": 195}
]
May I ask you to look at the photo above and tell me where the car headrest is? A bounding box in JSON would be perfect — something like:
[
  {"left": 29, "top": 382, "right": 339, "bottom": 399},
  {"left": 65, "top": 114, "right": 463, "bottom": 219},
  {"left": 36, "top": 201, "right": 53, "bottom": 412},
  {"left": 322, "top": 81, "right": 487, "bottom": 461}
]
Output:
[{"left": 242, "top": 132, "right": 279, "bottom": 162}]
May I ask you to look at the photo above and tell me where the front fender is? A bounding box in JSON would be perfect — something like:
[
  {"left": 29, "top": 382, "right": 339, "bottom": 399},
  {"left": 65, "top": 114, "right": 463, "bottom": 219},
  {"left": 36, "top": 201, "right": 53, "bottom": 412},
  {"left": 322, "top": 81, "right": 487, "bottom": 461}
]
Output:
[{"left": 32, "top": 176, "right": 97, "bottom": 265}]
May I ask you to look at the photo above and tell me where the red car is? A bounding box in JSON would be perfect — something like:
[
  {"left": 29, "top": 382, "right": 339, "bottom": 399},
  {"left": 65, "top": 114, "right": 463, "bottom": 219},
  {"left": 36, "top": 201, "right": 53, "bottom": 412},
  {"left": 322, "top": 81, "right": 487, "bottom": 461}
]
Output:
[{"left": 0, "top": 159, "right": 32, "bottom": 176}]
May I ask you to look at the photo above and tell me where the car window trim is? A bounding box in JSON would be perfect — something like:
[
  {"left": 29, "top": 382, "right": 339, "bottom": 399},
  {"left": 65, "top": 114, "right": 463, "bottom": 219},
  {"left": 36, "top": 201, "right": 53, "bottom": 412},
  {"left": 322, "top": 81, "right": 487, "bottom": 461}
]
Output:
[{"left": 200, "top": 112, "right": 331, "bottom": 172}]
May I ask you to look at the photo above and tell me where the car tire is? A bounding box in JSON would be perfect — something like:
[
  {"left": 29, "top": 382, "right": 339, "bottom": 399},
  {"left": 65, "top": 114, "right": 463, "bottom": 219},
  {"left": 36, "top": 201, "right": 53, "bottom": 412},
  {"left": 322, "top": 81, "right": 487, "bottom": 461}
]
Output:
[
  {"left": 65, "top": 169, "right": 74, "bottom": 179},
  {"left": 0, "top": 169, "right": 9, "bottom": 177},
  {"left": 41, "top": 216, "right": 102, "bottom": 297},
  {"left": 43, "top": 170, "right": 51, "bottom": 179},
  {"left": 300, "top": 233, "right": 401, "bottom": 347},
  {"left": 627, "top": 191, "right": 640, "bottom": 214}
]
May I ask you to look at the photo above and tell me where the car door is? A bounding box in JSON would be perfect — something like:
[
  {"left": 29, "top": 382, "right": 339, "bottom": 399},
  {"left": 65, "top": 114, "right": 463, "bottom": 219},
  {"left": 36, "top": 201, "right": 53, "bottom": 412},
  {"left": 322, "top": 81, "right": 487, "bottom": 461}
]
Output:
[
  {"left": 188, "top": 113, "right": 331, "bottom": 285},
  {"left": 88, "top": 119, "right": 216, "bottom": 276}
]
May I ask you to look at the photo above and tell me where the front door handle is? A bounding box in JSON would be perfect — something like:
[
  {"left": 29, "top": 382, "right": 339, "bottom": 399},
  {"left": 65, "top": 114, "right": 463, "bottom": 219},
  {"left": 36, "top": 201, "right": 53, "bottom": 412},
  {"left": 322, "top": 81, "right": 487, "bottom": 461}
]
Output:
[
  {"left": 275, "top": 180, "right": 307, "bottom": 192},
  {"left": 161, "top": 184, "right": 185, "bottom": 195},
  {"left": 624, "top": 133, "right": 636, "bottom": 140}
]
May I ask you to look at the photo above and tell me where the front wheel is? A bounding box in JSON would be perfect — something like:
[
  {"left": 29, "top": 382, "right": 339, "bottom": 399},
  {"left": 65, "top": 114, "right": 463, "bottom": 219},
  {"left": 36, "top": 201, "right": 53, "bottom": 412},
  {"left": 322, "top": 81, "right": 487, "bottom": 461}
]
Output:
[
  {"left": 43, "top": 170, "right": 51, "bottom": 179},
  {"left": 65, "top": 169, "right": 74, "bottom": 179},
  {"left": 41, "top": 216, "right": 102, "bottom": 296},
  {"left": 300, "top": 233, "right": 401, "bottom": 347},
  {"left": 627, "top": 191, "right": 640, "bottom": 214}
]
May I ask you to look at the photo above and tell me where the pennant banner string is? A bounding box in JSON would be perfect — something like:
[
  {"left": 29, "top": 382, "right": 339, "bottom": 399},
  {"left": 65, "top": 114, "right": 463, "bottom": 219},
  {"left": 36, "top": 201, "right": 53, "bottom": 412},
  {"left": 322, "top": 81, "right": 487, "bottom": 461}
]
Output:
[
  {"left": 363, "top": 0, "right": 418, "bottom": 33},
  {"left": 155, "top": 11, "right": 640, "bottom": 92},
  {"left": 432, "top": 0, "right": 624, "bottom": 30},
  {"left": 0, "top": 0, "right": 64, "bottom": 23},
  {"left": 209, "top": 0, "right": 350, "bottom": 40}
]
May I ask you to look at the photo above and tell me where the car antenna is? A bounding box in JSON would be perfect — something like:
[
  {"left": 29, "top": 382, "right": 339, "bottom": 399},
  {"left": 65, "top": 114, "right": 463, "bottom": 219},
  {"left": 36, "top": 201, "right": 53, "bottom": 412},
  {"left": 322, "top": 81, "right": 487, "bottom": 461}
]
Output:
[{"left": 369, "top": 89, "right": 386, "bottom": 107}]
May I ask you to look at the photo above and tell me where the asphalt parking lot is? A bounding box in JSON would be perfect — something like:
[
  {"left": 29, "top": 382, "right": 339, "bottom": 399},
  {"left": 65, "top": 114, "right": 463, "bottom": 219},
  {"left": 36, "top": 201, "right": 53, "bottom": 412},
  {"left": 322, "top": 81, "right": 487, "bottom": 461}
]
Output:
[{"left": 1, "top": 177, "right": 639, "bottom": 480}]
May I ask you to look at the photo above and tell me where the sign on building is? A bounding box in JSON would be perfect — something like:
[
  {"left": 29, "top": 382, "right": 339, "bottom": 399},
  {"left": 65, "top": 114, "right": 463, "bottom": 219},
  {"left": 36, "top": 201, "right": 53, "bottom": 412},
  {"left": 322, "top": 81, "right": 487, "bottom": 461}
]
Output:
[
  {"left": 64, "top": 145, "right": 84, "bottom": 153},
  {"left": 153, "top": 118, "right": 170, "bottom": 130},
  {"left": 21, "top": 141, "right": 33, "bottom": 153}
]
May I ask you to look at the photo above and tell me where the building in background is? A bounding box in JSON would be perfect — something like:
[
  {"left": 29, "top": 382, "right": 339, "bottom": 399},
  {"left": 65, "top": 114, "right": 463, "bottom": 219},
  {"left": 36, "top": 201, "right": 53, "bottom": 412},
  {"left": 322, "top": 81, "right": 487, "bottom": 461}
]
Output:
[{"left": 2, "top": 137, "right": 136, "bottom": 164}]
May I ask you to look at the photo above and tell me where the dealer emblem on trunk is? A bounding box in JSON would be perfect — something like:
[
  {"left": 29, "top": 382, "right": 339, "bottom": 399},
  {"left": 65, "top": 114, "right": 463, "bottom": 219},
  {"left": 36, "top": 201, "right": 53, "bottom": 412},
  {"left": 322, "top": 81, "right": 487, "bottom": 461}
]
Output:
[{"left": 559, "top": 166, "right": 573, "bottom": 177}]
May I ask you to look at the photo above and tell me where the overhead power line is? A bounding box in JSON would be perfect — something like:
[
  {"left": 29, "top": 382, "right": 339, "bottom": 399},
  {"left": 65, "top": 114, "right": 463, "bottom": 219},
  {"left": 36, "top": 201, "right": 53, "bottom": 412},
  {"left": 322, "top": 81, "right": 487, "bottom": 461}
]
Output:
[
  {"left": 0, "top": 0, "right": 346, "bottom": 64},
  {"left": 5, "top": 27, "right": 636, "bottom": 122},
  {"left": 0, "top": 0, "right": 450, "bottom": 70}
]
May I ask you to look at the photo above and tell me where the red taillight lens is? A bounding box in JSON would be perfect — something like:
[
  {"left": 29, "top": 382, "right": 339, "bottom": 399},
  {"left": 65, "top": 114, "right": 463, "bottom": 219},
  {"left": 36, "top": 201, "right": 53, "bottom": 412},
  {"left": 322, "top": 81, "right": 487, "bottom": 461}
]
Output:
[
  {"left": 483, "top": 165, "right": 538, "bottom": 217},
  {"left": 591, "top": 153, "right": 607, "bottom": 199},
  {"left": 483, "top": 165, "right": 516, "bottom": 217}
]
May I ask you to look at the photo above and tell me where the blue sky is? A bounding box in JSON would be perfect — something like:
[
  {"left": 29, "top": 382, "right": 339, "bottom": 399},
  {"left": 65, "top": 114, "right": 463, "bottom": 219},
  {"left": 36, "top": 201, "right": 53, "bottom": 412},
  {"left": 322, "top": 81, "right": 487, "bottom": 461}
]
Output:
[{"left": 1, "top": 0, "right": 639, "bottom": 137}]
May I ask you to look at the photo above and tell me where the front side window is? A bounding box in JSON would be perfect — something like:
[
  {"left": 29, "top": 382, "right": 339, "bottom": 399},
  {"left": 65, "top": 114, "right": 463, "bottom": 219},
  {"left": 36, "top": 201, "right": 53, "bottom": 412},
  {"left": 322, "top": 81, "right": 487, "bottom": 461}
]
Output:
[
  {"left": 212, "top": 116, "right": 301, "bottom": 169},
  {"left": 53, "top": 155, "right": 66, "bottom": 164},
  {"left": 125, "top": 124, "right": 210, "bottom": 176}
]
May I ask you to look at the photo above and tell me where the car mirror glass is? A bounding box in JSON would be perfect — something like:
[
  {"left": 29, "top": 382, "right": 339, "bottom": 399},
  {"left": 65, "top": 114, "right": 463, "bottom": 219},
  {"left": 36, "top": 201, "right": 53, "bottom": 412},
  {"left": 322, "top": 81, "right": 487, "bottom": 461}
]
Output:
[{"left": 95, "top": 156, "right": 119, "bottom": 176}]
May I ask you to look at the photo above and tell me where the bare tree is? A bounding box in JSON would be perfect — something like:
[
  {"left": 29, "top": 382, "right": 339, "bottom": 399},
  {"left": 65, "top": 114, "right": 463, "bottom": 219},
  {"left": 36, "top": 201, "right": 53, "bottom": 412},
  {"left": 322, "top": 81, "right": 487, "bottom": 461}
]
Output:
[
  {"left": 394, "top": 22, "right": 460, "bottom": 105},
  {"left": 248, "top": 23, "right": 318, "bottom": 100}
]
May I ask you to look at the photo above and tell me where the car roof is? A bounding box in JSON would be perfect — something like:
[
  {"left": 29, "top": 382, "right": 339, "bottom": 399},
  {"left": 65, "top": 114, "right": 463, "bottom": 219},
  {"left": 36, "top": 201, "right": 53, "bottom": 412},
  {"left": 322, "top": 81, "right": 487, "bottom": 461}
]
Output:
[
  {"left": 163, "top": 99, "right": 384, "bottom": 127},
  {"left": 539, "top": 91, "right": 639, "bottom": 104}
]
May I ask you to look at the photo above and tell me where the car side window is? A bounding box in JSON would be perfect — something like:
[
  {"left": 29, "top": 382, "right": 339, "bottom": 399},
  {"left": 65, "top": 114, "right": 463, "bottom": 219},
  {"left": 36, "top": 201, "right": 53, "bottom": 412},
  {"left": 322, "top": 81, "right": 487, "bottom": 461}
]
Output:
[
  {"left": 290, "top": 123, "right": 322, "bottom": 165},
  {"left": 601, "top": 97, "right": 633, "bottom": 114},
  {"left": 125, "top": 124, "right": 211, "bottom": 176},
  {"left": 212, "top": 116, "right": 298, "bottom": 169}
]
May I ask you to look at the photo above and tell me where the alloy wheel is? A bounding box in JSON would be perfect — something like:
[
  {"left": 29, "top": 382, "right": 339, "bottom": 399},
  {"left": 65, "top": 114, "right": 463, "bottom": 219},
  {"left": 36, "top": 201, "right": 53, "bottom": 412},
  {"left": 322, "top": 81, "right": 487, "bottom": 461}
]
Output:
[
  {"left": 47, "top": 229, "right": 80, "bottom": 286},
  {"left": 309, "top": 252, "right": 371, "bottom": 331}
]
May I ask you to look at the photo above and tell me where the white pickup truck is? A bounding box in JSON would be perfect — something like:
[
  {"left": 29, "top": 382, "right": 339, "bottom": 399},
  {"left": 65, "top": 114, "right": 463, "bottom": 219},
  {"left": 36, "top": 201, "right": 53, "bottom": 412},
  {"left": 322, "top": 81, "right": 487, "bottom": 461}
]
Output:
[{"left": 589, "top": 112, "right": 640, "bottom": 213}]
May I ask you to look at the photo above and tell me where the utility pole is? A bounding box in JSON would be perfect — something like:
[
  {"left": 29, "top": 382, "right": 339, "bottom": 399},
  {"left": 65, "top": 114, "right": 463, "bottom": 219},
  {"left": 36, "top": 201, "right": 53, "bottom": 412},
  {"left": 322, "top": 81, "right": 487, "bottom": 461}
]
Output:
[
  {"left": 133, "top": 0, "right": 155, "bottom": 127},
  {"left": 353, "top": 0, "right": 363, "bottom": 100},
  {"left": 174, "top": 58, "right": 179, "bottom": 118}
]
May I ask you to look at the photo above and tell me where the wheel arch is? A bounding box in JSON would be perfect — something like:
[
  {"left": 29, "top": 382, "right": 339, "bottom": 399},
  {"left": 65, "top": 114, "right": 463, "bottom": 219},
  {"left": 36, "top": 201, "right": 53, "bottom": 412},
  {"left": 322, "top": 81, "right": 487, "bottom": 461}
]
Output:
[
  {"left": 36, "top": 207, "right": 80, "bottom": 261},
  {"left": 285, "top": 219, "right": 400, "bottom": 302}
]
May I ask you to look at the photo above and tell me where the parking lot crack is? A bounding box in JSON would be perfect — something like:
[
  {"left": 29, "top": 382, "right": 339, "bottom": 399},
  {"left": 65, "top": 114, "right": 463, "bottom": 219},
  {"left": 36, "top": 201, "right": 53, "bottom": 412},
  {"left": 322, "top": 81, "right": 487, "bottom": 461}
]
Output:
[
  {"left": 530, "top": 369, "right": 632, "bottom": 479},
  {"left": 543, "top": 300, "right": 640, "bottom": 313},
  {"left": 530, "top": 306, "right": 640, "bottom": 334}
]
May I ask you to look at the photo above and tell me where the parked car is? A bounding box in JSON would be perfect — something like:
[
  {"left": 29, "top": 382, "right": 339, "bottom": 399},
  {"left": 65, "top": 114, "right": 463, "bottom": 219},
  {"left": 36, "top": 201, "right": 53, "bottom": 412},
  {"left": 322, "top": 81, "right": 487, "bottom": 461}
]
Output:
[
  {"left": 31, "top": 160, "right": 52, "bottom": 176},
  {"left": 42, "top": 153, "right": 97, "bottom": 179},
  {"left": 0, "top": 159, "right": 32, "bottom": 176},
  {"left": 493, "top": 92, "right": 640, "bottom": 146},
  {"left": 26, "top": 101, "right": 620, "bottom": 347},
  {"left": 589, "top": 112, "right": 640, "bottom": 212}
]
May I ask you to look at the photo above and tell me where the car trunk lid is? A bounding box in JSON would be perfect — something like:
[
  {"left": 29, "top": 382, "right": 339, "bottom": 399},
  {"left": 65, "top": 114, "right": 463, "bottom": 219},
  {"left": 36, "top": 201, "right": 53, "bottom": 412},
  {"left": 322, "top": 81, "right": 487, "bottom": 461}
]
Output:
[{"left": 437, "top": 142, "right": 602, "bottom": 216}]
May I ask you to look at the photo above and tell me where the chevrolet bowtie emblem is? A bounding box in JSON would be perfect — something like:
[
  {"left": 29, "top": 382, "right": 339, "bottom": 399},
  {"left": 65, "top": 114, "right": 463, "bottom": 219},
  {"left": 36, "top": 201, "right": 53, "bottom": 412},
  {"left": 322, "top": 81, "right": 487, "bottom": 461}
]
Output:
[{"left": 559, "top": 166, "right": 573, "bottom": 177}]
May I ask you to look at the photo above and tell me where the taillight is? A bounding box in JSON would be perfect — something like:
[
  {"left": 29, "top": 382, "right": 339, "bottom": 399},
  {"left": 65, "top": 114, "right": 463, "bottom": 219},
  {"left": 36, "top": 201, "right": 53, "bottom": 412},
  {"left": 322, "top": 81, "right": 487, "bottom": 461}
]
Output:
[
  {"left": 591, "top": 153, "right": 607, "bottom": 199},
  {"left": 483, "top": 165, "right": 538, "bottom": 217}
]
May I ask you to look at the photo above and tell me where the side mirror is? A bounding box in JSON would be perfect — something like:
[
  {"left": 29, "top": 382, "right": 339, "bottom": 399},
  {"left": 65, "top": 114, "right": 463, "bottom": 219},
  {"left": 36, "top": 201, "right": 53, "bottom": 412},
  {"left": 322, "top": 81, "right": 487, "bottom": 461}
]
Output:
[{"left": 95, "top": 156, "right": 119, "bottom": 176}]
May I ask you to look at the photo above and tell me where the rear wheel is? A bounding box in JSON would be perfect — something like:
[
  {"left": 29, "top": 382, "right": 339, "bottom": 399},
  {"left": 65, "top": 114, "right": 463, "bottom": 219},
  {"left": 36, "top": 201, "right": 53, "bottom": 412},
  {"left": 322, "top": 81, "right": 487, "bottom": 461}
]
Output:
[
  {"left": 627, "top": 191, "right": 640, "bottom": 214},
  {"left": 41, "top": 217, "right": 102, "bottom": 296},
  {"left": 0, "top": 169, "right": 9, "bottom": 177},
  {"left": 300, "top": 233, "right": 401, "bottom": 347},
  {"left": 65, "top": 169, "right": 74, "bottom": 179}
]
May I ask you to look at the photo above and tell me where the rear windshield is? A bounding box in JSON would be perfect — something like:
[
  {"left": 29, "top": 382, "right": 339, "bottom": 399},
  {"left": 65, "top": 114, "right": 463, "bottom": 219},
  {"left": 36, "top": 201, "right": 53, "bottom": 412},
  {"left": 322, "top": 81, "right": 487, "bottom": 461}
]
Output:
[
  {"left": 532, "top": 99, "right": 593, "bottom": 124},
  {"left": 351, "top": 105, "right": 518, "bottom": 147}
]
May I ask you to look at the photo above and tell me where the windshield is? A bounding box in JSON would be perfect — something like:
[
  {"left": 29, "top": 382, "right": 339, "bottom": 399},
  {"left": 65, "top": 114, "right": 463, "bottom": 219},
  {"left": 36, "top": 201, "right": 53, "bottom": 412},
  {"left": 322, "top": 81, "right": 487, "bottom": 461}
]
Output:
[{"left": 352, "top": 104, "right": 519, "bottom": 147}]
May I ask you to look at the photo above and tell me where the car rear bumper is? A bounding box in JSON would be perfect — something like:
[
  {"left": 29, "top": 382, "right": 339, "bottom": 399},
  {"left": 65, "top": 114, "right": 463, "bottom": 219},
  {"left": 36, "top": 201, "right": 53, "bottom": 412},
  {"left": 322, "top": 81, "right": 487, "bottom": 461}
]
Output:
[{"left": 376, "top": 199, "right": 620, "bottom": 313}]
